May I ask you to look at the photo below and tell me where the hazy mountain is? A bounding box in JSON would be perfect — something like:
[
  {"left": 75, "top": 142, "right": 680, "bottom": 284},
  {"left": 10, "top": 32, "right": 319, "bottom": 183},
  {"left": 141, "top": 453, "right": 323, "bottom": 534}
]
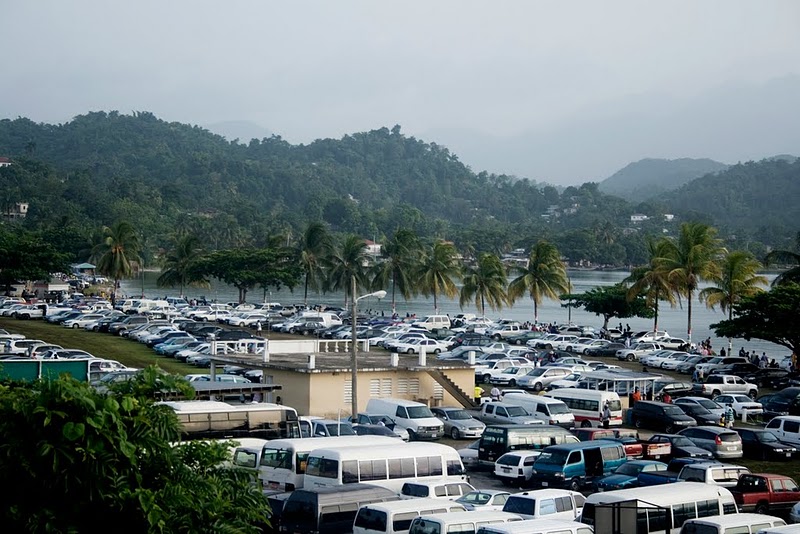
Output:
[
  {"left": 597, "top": 158, "right": 729, "bottom": 201},
  {"left": 205, "top": 120, "right": 273, "bottom": 143}
]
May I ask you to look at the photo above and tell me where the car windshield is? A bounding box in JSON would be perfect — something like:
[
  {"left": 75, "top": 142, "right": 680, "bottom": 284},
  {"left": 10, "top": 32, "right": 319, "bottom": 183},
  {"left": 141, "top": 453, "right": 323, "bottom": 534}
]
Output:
[
  {"left": 447, "top": 410, "right": 472, "bottom": 420},
  {"left": 506, "top": 406, "right": 529, "bottom": 417},
  {"left": 549, "top": 403, "right": 570, "bottom": 415},
  {"left": 615, "top": 463, "right": 646, "bottom": 476},
  {"left": 535, "top": 451, "right": 567, "bottom": 465},
  {"left": 564, "top": 373, "right": 581, "bottom": 381},
  {"left": 696, "top": 399, "right": 721, "bottom": 410},
  {"left": 528, "top": 368, "right": 546, "bottom": 377},
  {"left": 457, "top": 492, "right": 493, "bottom": 505},
  {"left": 325, "top": 424, "right": 355, "bottom": 436},
  {"left": 731, "top": 395, "right": 750, "bottom": 403},
  {"left": 407, "top": 406, "right": 434, "bottom": 418},
  {"left": 664, "top": 407, "right": 685, "bottom": 416},
  {"left": 671, "top": 437, "right": 696, "bottom": 448},
  {"left": 757, "top": 431, "right": 780, "bottom": 443}
]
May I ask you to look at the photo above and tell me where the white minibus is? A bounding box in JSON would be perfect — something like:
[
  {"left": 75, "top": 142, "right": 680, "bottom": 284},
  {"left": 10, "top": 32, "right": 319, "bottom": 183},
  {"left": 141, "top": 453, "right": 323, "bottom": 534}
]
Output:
[
  {"left": 680, "top": 513, "right": 785, "bottom": 534},
  {"left": 408, "top": 511, "right": 522, "bottom": 534},
  {"left": 581, "top": 482, "right": 738, "bottom": 534},
  {"left": 353, "top": 498, "right": 467, "bottom": 534},
  {"left": 544, "top": 389, "right": 622, "bottom": 428},
  {"left": 258, "top": 435, "right": 398, "bottom": 491},
  {"left": 303, "top": 442, "right": 466, "bottom": 492},
  {"left": 478, "top": 519, "right": 595, "bottom": 534},
  {"left": 503, "top": 393, "right": 575, "bottom": 428}
]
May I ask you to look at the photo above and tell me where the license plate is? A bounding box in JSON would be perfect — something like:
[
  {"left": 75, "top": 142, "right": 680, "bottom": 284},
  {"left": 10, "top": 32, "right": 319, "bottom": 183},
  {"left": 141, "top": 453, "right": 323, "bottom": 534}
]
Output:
[
  {"left": 269, "top": 482, "right": 279, "bottom": 489},
  {"left": 726, "top": 446, "right": 736, "bottom": 451},
  {"left": 788, "top": 453, "right": 792, "bottom": 458},
  {"left": 541, "top": 481, "right": 548, "bottom": 487}
]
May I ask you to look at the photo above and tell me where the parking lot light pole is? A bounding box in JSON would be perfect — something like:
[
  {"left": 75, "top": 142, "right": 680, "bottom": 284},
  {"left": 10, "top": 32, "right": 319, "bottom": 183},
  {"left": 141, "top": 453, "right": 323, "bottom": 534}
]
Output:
[{"left": 351, "top": 275, "right": 386, "bottom": 422}]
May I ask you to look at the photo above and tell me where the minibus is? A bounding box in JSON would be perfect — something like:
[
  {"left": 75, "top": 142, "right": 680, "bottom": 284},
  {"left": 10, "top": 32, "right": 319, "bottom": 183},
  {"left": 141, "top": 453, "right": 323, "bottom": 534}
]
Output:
[
  {"left": 160, "top": 400, "right": 302, "bottom": 440},
  {"left": 408, "top": 511, "right": 522, "bottom": 534},
  {"left": 544, "top": 389, "right": 623, "bottom": 428},
  {"left": 479, "top": 425, "right": 579, "bottom": 463},
  {"left": 258, "top": 436, "right": 399, "bottom": 491},
  {"left": 680, "top": 513, "right": 785, "bottom": 534},
  {"left": 502, "top": 393, "right": 575, "bottom": 428},
  {"left": 303, "top": 442, "right": 466, "bottom": 492},
  {"left": 279, "top": 484, "right": 398, "bottom": 534},
  {"left": 529, "top": 441, "right": 626, "bottom": 491},
  {"left": 353, "top": 498, "right": 467, "bottom": 534},
  {"left": 502, "top": 490, "right": 585, "bottom": 521},
  {"left": 581, "top": 482, "right": 738, "bottom": 534}
]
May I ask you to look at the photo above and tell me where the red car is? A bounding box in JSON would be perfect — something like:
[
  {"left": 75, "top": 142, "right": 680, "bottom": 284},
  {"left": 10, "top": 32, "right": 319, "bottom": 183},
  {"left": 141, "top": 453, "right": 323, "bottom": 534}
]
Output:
[{"left": 572, "top": 428, "right": 643, "bottom": 458}]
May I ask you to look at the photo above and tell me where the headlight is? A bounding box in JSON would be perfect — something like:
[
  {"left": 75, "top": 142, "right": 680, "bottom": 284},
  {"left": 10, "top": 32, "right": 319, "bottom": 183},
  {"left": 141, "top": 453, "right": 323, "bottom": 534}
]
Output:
[
  {"left": 554, "top": 473, "right": 564, "bottom": 478},
  {"left": 776, "top": 449, "right": 784, "bottom": 452}
]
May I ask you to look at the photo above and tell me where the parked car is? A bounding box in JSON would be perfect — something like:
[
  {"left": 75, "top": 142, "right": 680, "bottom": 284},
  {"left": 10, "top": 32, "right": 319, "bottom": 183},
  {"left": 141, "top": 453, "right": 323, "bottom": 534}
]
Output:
[
  {"left": 765, "top": 416, "right": 800, "bottom": 447},
  {"left": 631, "top": 400, "right": 698, "bottom": 433},
  {"left": 595, "top": 460, "right": 668, "bottom": 491},
  {"left": 515, "top": 366, "right": 573, "bottom": 392},
  {"left": 676, "top": 462, "right": 750, "bottom": 488},
  {"left": 693, "top": 375, "right": 758, "bottom": 399},
  {"left": 712, "top": 394, "right": 763, "bottom": 419},
  {"left": 586, "top": 342, "right": 625, "bottom": 358},
  {"left": 645, "top": 433, "right": 714, "bottom": 460},
  {"left": 678, "top": 426, "right": 743, "bottom": 459},
  {"left": 745, "top": 368, "right": 791, "bottom": 389},
  {"left": 730, "top": 473, "right": 800, "bottom": 515},
  {"left": 494, "top": 450, "right": 541, "bottom": 486},
  {"left": 734, "top": 427, "right": 798, "bottom": 461},
  {"left": 675, "top": 396, "right": 725, "bottom": 418},
  {"left": 454, "top": 490, "right": 511, "bottom": 512},
  {"left": 458, "top": 439, "right": 481, "bottom": 469},
  {"left": 673, "top": 402, "right": 721, "bottom": 426},
  {"left": 431, "top": 407, "right": 486, "bottom": 440}
]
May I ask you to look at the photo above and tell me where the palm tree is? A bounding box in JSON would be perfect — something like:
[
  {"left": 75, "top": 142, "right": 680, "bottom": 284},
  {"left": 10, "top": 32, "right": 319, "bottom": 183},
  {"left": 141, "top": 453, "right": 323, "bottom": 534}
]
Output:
[
  {"left": 765, "top": 232, "right": 800, "bottom": 286},
  {"left": 416, "top": 241, "right": 461, "bottom": 314},
  {"left": 299, "top": 222, "right": 333, "bottom": 306},
  {"left": 656, "top": 222, "right": 726, "bottom": 343},
  {"left": 625, "top": 238, "right": 678, "bottom": 333},
  {"left": 90, "top": 221, "right": 141, "bottom": 292},
  {"left": 371, "top": 229, "right": 421, "bottom": 313},
  {"left": 699, "top": 250, "right": 767, "bottom": 353},
  {"left": 157, "top": 234, "right": 210, "bottom": 296},
  {"left": 325, "top": 235, "right": 370, "bottom": 306},
  {"left": 459, "top": 253, "right": 508, "bottom": 316},
  {"left": 507, "top": 240, "right": 569, "bottom": 324}
]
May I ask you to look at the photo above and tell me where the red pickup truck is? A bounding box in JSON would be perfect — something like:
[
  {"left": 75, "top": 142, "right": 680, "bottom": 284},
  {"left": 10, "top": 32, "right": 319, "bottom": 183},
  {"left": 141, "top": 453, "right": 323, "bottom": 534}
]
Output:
[{"left": 730, "top": 473, "right": 800, "bottom": 514}]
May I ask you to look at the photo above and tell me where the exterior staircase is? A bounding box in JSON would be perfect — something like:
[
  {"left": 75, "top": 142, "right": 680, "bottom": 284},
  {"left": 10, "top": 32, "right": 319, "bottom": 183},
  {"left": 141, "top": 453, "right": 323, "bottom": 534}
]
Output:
[{"left": 426, "top": 369, "right": 478, "bottom": 409}]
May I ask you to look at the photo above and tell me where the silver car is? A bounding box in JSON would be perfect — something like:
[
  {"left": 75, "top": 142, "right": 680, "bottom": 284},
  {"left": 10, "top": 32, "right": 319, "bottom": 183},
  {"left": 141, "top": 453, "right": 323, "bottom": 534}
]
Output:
[
  {"left": 431, "top": 407, "right": 486, "bottom": 439},
  {"left": 678, "top": 426, "right": 743, "bottom": 459}
]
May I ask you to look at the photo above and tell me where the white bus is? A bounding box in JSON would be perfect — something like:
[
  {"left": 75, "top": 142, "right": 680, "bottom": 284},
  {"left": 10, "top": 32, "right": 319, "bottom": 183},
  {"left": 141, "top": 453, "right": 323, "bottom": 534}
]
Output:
[
  {"left": 478, "top": 519, "right": 595, "bottom": 534},
  {"left": 408, "top": 511, "right": 522, "bottom": 534},
  {"left": 544, "top": 389, "right": 623, "bottom": 428},
  {"left": 303, "top": 442, "right": 467, "bottom": 492},
  {"left": 258, "top": 436, "right": 399, "bottom": 491},
  {"left": 580, "top": 482, "right": 738, "bottom": 534},
  {"left": 353, "top": 498, "right": 467, "bottom": 534},
  {"left": 160, "top": 400, "right": 302, "bottom": 440},
  {"left": 680, "top": 513, "right": 785, "bottom": 534}
]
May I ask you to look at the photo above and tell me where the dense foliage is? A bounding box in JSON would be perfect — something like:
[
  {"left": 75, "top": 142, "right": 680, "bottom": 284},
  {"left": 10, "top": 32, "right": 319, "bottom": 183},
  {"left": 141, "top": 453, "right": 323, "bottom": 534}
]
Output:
[
  {"left": 0, "top": 367, "right": 270, "bottom": 533},
  {"left": 0, "top": 112, "right": 796, "bottom": 265},
  {"left": 598, "top": 157, "right": 729, "bottom": 202}
]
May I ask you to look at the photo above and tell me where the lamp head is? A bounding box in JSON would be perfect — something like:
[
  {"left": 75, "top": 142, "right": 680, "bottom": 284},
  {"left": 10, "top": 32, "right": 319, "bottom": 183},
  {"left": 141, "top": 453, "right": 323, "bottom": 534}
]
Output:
[{"left": 373, "top": 290, "right": 387, "bottom": 299}]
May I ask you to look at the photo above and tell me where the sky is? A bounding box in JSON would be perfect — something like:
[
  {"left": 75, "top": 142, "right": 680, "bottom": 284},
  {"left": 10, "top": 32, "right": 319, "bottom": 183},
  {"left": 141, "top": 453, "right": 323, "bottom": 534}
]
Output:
[{"left": 2, "top": 1, "right": 800, "bottom": 184}]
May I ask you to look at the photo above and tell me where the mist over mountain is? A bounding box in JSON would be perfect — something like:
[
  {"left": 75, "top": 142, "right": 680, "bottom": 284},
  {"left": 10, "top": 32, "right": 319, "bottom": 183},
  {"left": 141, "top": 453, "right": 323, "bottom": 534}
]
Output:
[{"left": 597, "top": 158, "right": 729, "bottom": 202}]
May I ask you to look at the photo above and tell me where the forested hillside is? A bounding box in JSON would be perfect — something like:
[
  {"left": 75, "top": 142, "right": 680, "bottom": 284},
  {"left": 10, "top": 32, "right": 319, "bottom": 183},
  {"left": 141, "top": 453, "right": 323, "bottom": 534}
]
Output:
[
  {"left": 598, "top": 157, "right": 728, "bottom": 201},
  {"left": 0, "top": 111, "right": 796, "bottom": 265}
]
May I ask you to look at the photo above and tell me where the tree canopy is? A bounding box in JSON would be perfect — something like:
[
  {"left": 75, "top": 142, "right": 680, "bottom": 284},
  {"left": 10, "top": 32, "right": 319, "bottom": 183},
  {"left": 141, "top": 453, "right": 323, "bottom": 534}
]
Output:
[{"left": 565, "top": 283, "right": 654, "bottom": 329}]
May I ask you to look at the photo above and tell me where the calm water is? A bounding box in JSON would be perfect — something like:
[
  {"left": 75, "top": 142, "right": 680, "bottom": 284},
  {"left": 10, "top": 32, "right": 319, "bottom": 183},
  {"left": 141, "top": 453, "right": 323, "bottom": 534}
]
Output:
[{"left": 120, "top": 269, "right": 784, "bottom": 358}]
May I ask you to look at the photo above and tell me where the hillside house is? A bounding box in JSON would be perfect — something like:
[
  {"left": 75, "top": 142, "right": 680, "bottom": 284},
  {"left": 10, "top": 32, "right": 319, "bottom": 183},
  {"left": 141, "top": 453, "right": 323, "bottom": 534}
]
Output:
[
  {"left": 0, "top": 157, "right": 11, "bottom": 167},
  {"left": 630, "top": 214, "right": 649, "bottom": 223}
]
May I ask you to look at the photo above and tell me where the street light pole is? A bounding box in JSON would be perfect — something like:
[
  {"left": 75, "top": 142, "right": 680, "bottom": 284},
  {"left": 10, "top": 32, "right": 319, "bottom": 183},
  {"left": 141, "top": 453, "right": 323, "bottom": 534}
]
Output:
[{"left": 350, "top": 274, "right": 386, "bottom": 422}]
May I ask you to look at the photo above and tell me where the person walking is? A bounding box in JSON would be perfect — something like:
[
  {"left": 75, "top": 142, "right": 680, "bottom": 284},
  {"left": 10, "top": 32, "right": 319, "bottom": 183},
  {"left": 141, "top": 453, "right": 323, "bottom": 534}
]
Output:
[
  {"left": 474, "top": 386, "right": 484, "bottom": 403},
  {"left": 490, "top": 386, "right": 501, "bottom": 401},
  {"left": 632, "top": 387, "right": 642, "bottom": 404},
  {"left": 602, "top": 402, "right": 611, "bottom": 429},
  {"left": 256, "top": 321, "right": 263, "bottom": 337}
]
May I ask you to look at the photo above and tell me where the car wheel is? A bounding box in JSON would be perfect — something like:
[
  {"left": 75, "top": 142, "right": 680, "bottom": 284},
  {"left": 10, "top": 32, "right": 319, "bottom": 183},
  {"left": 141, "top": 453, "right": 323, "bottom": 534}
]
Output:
[
  {"left": 583, "top": 349, "right": 591, "bottom": 355},
  {"left": 509, "top": 379, "right": 517, "bottom": 387},
  {"left": 565, "top": 346, "right": 573, "bottom": 352},
  {"left": 514, "top": 339, "right": 522, "bottom": 345},
  {"left": 493, "top": 335, "right": 501, "bottom": 341},
  {"left": 407, "top": 430, "right": 417, "bottom": 441},
  {"left": 433, "top": 348, "right": 441, "bottom": 354},
  {"left": 569, "top": 478, "right": 581, "bottom": 492},
  {"left": 712, "top": 390, "right": 721, "bottom": 397},
  {"left": 748, "top": 390, "right": 757, "bottom": 400},
  {"left": 483, "top": 374, "right": 491, "bottom": 383},
  {"left": 634, "top": 418, "right": 643, "bottom": 429},
  {"left": 627, "top": 354, "right": 635, "bottom": 362},
  {"left": 72, "top": 324, "right": 79, "bottom": 329},
  {"left": 665, "top": 424, "right": 674, "bottom": 434},
  {"left": 581, "top": 420, "right": 592, "bottom": 428},
  {"left": 407, "top": 348, "right": 414, "bottom": 354},
  {"left": 755, "top": 502, "right": 769, "bottom": 515},
  {"left": 544, "top": 344, "right": 553, "bottom": 350},
  {"left": 533, "top": 382, "right": 543, "bottom": 392},
  {"left": 451, "top": 428, "right": 461, "bottom": 440}
]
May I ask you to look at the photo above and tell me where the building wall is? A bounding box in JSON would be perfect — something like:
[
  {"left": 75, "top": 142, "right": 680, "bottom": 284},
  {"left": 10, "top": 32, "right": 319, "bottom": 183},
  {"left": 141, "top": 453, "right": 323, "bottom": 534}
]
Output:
[{"left": 263, "top": 367, "right": 475, "bottom": 418}]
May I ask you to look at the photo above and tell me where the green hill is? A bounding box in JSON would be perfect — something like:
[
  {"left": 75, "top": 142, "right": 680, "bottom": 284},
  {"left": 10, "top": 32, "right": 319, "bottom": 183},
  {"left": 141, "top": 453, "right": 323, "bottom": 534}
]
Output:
[{"left": 598, "top": 157, "right": 729, "bottom": 201}]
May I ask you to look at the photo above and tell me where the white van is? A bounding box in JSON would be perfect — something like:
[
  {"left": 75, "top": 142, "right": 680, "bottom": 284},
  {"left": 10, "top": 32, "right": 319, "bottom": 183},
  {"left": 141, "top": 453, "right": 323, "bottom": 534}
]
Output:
[
  {"left": 756, "top": 526, "right": 800, "bottom": 534},
  {"left": 366, "top": 398, "right": 444, "bottom": 440},
  {"left": 501, "top": 490, "right": 585, "bottom": 521},
  {"left": 544, "top": 389, "right": 623, "bottom": 428},
  {"left": 765, "top": 416, "right": 800, "bottom": 447},
  {"left": 399, "top": 479, "right": 475, "bottom": 501},
  {"left": 477, "top": 520, "right": 595, "bottom": 534},
  {"left": 408, "top": 511, "right": 522, "bottom": 534},
  {"left": 502, "top": 393, "right": 575, "bottom": 428},
  {"left": 412, "top": 315, "right": 451, "bottom": 332},
  {"left": 680, "top": 513, "right": 785, "bottom": 534},
  {"left": 354, "top": 499, "right": 467, "bottom": 534}
]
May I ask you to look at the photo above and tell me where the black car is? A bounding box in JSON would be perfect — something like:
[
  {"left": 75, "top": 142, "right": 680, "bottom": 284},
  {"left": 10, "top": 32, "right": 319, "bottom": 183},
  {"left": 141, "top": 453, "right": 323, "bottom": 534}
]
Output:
[
  {"left": 756, "top": 393, "right": 794, "bottom": 419},
  {"left": 709, "top": 362, "right": 759, "bottom": 378},
  {"left": 631, "top": 401, "right": 698, "bottom": 433},
  {"left": 587, "top": 342, "right": 626, "bottom": 358},
  {"left": 295, "top": 321, "right": 325, "bottom": 336},
  {"left": 734, "top": 427, "right": 798, "bottom": 461},
  {"left": 674, "top": 403, "right": 720, "bottom": 426},
  {"left": 652, "top": 380, "right": 694, "bottom": 401},
  {"left": 646, "top": 434, "right": 714, "bottom": 460},
  {"left": 745, "top": 369, "right": 790, "bottom": 388},
  {"left": 505, "top": 331, "right": 546, "bottom": 346}
]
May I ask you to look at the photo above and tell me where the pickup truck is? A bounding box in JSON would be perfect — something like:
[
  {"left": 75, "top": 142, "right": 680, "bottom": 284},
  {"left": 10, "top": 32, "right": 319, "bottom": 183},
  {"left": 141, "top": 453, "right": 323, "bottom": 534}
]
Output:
[
  {"left": 693, "top": 374, "right": 758, "bottom": 399},
  {"left": 637, "top": 457, "right": 708, "bottom": 487},
  {"left": 730, "top": 473, "right": 800, "bottom": 515},
  {"left": 477, "top": 402, "right": 543, "bottom": 426}
]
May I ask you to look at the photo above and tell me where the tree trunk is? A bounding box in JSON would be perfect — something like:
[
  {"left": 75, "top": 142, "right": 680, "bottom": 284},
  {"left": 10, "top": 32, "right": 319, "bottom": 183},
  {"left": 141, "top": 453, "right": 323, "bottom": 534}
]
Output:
[
  {"left": 687, "top": 290, "right": 693, "bottom": 342},
  {"left": 303, "top": 274, "right": 309, "bottom": 306}
]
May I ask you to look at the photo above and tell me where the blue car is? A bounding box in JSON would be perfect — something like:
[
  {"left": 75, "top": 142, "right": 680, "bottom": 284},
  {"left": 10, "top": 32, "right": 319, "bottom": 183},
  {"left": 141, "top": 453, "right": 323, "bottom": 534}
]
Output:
[{"left": 595, "top": 460, "right": 668, "bottom": 491}]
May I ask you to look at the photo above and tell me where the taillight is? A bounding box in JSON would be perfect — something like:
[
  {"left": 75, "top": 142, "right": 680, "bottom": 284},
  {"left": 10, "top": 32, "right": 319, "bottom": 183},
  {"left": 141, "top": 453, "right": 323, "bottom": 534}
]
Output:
[{"left": 715, "top": 435, "right": 722, "bottom": 445}]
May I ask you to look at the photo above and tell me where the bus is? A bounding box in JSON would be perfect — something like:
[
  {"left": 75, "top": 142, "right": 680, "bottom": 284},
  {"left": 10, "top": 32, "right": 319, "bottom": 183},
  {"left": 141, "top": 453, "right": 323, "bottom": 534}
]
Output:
[
  {"left": 478, "top": 519, "right": 595, "bottom": 534},
  {"left": 303, "top": 442, "right": 467, "bottom": 492},
  {"left": 160, "top": 400, "right": 302, "bottom": 440},
  {"left": 258, "top": 436, "right": 400, "bottom": 491},
  {"left": 580, "top": 482, "right": 738, "bottom": 534},
  {"left": 478, "top": 425, "right": 579, "bottom": 463},
  {"left": 353, "top": 498, "right": 467, "bottom": 534},
  {"left": 408, "top": 512, "right": 523, "bottom": 534},
  {"left": 545, "top": 389, "right": 623, "bottom": 428}
]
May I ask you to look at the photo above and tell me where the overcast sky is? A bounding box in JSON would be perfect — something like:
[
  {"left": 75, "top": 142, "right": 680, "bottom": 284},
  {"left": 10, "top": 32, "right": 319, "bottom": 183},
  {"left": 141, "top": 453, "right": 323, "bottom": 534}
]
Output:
[{"left": 3, "top": 1, "right": 799, "bottom": 183}]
